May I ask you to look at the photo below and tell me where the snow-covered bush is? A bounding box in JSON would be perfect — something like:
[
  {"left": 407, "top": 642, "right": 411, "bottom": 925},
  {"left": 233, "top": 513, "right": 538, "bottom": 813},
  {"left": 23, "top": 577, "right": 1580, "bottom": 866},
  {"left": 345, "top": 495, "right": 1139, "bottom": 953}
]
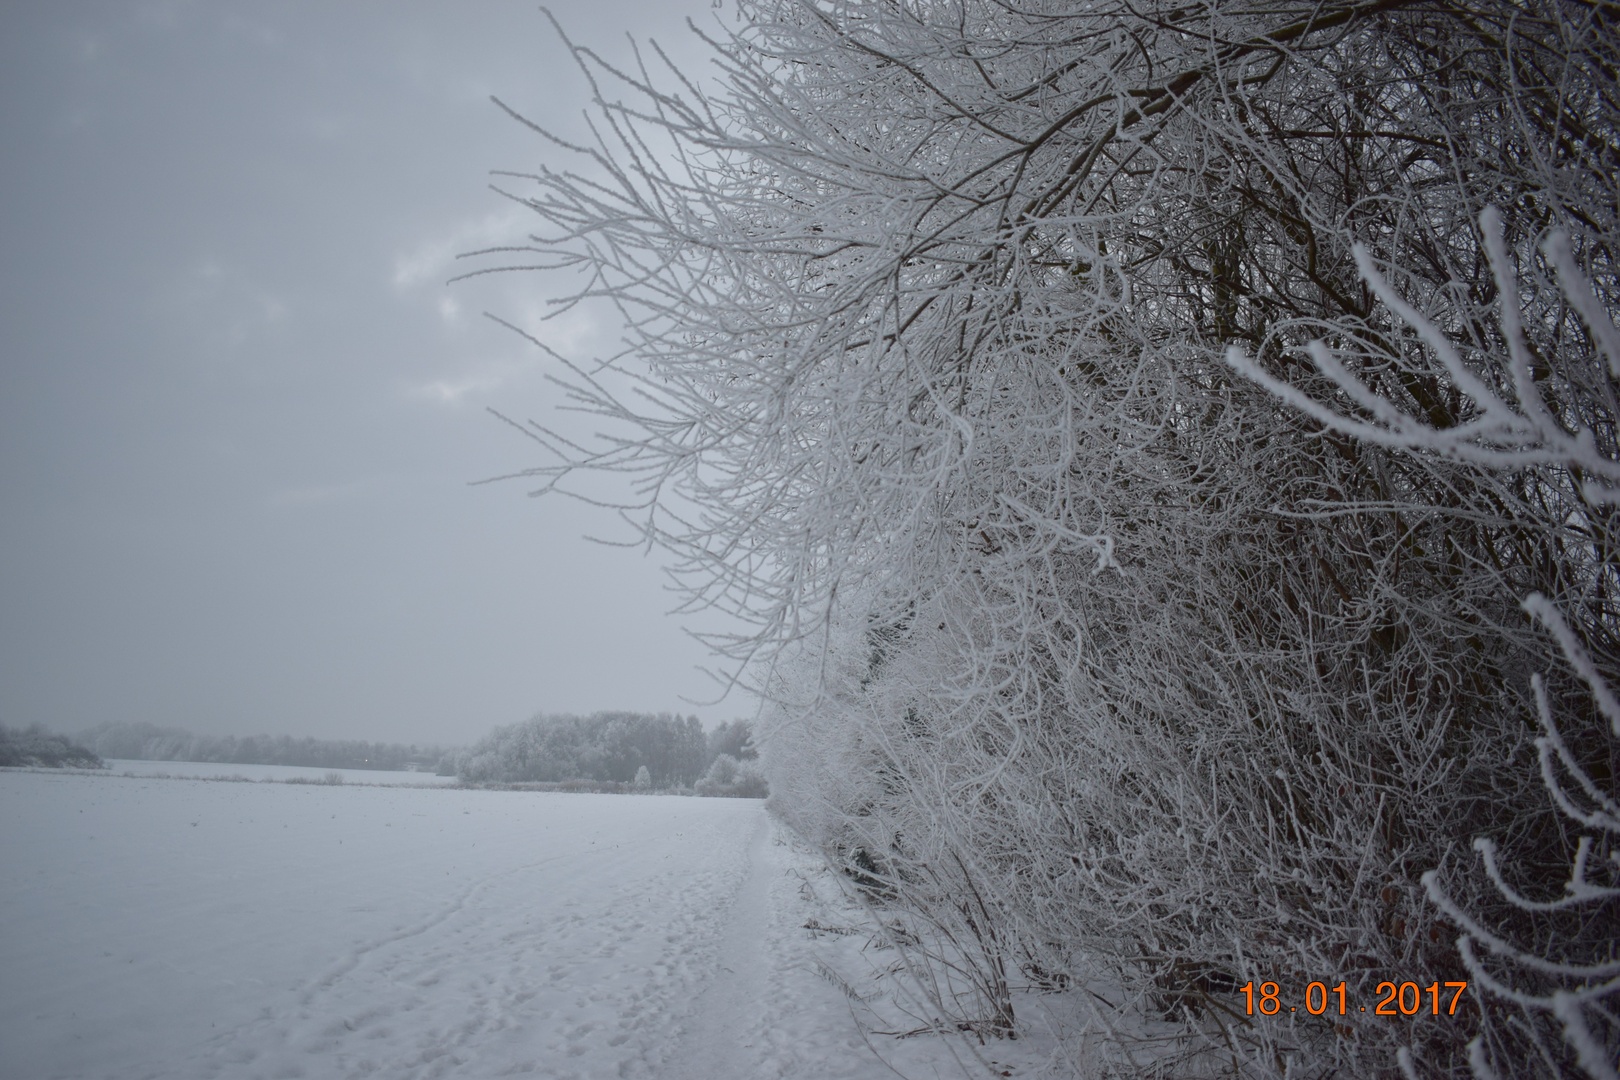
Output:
[
  {"left": 483, "top": 1, "right": 1617, "bottom": 1074},
  {"left": 694, "top": 753, "right": 768, "bottom": 799}
]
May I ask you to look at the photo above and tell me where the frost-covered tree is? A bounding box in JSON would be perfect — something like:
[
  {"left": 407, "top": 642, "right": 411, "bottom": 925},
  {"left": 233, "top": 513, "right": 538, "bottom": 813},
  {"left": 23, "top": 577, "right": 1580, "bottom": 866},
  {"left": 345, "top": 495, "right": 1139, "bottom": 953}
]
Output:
[
  {"left": 706, "top": 719, "right": 757, "bottom": 761},
  {"left": 459, "top": 712, "right": 708, "bottom": 787},
  {"left": 0, "top": 724, "right": 103, "bottom": 769},
  {"left": 482, "top": 1, "right": 1619, "bottom": 1075}
]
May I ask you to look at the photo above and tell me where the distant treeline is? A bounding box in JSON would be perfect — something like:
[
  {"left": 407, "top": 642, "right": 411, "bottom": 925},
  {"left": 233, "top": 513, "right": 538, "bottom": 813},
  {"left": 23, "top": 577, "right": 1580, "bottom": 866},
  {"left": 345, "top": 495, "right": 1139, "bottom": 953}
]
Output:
[
  {"left": 77, "top": 722, "right": 455, "bottom": 773},
  {"left": 0, "top": 724, "right": 104, "bottom": 769},
  {"left": 457, "top": 713, "right": 761, "bottom": 794},
  {"left": 56, "top": 715, "right": 764, "bottom": 795}
]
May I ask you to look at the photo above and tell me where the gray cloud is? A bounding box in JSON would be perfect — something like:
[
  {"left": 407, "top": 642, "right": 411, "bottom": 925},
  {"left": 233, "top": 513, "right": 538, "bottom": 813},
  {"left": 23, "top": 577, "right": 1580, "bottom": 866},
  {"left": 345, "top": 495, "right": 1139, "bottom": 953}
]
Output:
[{"left": 0, "top": 0, "right": 741, "bottom": 745}]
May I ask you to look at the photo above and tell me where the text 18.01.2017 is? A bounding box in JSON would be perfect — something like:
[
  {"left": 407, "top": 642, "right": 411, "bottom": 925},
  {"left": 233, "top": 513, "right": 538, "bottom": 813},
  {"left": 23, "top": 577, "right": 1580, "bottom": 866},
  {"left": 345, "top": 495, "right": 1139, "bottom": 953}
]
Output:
[{"left": 1239, "top": 981, "right": 1468, "bottom": 1017}]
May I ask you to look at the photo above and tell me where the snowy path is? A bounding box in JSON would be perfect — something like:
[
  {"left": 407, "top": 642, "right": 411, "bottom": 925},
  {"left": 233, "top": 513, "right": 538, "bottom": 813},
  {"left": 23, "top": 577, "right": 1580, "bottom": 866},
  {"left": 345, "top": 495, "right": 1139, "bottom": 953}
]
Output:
[
  {"left": 662, "top": 812, "right": 773, "bottom": 1080},
  {"left": 1, "top": 769, "right": 957, "bottom": 1080}
]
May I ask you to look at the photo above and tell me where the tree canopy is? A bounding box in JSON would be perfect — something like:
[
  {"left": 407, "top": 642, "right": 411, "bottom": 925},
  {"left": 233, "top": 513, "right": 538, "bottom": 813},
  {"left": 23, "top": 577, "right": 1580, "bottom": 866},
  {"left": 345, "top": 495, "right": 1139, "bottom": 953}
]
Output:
[{"left": 457, "top": 711, "right": 709, "bottom": 789}]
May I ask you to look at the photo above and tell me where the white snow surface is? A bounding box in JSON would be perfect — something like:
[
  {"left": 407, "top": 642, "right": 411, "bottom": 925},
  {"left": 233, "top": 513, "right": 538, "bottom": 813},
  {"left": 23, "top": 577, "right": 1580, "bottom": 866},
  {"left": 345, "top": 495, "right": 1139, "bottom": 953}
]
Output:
[{"left": 1, "top": 768, "right": 1050, "bottom": 1080}]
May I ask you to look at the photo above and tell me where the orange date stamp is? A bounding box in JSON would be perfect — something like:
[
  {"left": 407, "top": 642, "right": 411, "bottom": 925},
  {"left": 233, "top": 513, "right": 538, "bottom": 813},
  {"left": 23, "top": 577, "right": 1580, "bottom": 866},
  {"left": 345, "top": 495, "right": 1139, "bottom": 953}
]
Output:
[{"left": 1239, "top": 980, "right": 1469, "bottom": 1017}]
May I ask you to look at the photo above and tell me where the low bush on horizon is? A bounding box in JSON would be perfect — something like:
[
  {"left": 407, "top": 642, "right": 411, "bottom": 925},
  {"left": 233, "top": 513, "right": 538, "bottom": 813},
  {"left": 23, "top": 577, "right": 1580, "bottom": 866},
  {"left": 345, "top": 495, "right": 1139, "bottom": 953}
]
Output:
[{"left": 284, "top": 772, "right": 345, "bottom": 786}]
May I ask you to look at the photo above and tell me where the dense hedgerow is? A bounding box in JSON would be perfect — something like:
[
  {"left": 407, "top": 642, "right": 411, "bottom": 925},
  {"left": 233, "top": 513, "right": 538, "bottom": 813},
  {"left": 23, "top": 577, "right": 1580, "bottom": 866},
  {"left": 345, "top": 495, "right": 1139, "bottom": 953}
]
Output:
[{"left": 483, "top": 3, "right": 1619, "bottom": 1075}]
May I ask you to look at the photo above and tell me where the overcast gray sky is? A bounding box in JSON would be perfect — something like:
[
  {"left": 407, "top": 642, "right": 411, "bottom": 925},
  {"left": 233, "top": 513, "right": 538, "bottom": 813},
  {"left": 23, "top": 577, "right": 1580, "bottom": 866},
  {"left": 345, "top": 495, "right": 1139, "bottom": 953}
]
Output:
[{"left": 0, "top": 0, "right": 744, "bottom": 747}]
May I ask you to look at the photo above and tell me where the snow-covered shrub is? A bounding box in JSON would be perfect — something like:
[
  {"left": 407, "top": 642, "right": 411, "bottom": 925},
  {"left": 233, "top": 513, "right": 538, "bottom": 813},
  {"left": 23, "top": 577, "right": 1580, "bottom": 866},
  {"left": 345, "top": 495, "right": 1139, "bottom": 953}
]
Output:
[
  {"left": 694, "top": 753, "right": 768, "bottom": 799},
  {"left": 633, "top": 764, "right": 652, "bottom": 791},
  {"left": 483, "top": 0, "right": 1617, "bottom": 1074}
]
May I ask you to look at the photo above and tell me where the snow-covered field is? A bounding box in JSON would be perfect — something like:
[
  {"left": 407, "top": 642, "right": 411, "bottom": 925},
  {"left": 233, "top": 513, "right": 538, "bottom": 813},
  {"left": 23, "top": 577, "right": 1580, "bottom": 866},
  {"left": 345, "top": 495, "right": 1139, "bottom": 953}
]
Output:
[
  {"left": 1, "top": 767, "right": 1045, "bottom": 1080},
  {"left": 100, "top": 758, "right": 458, "bottom": 786}
]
